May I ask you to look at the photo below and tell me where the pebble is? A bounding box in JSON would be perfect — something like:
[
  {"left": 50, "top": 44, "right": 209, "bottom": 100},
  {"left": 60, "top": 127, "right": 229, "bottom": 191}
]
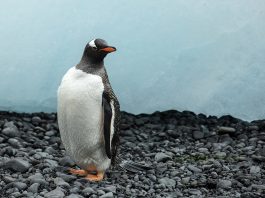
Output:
[
  {"left": 2, "top": 125, "right": 20, "bottom": 137},
  {"left": 251, "top": 184, "right": 265, "bottom": 190},
  {"left": 7, "top": 138, "right": 21, "bottom": 148},
  {"left": 59, "top": 156, "right": 75, "bottom": 167},
  {"left": 249, "top": 166, "right": 260, "bottom": 174},
  {"left": 0, "top": 111, "right": 264, "bottom": 198},
  {"left": 215, "top": 151, "right": 227, "bottom": 158},
  {"left": 218, "top": 126, "right": 236, "bottom": 133},
  {"left": 32, "top": 116, "right": 42, "bottom": 123},
  {"left": 3, "top": 176, "right": 16, "bottom": 184},
  {"left": 45, "top": 146, "right": 57, "bottom": 155},
  {"left": 44, "top": 187, "right": 65, "bottom": 198},
  {"left": 28, "top": 183, "right": 40, "bottom": 193},
  {"left": 13, "top": 182, "right": 27, "bottom": 190},
  {"left": 54, "top": 177, "right": 70, "bottom": 187},
  {"left": 181, "top": 177, "right": 190, "bottom": 184},
  {"left": 66, "top": 194, "right": 84, "bottom": 198},
  {"left": 99, "top": 192, "right": 114, "bottom": 198},
  {"left": 28, "top": 173, "right": 47, "bottom": 185},
  {"left": 158, "top": 178, "right": 176, "bottom": 187},
  {"left": 189, "top": 189, "right": 202, "bottom": 196},
  {"left": 155, "top": 152, "right": 172, "bottom": 162},
  {"left": 5, "top": 158, "right": 30, "bottom": 173},
  {"left": 82, "top": 187, "right": 96, "bottom": 194},
  {"left": 44, "top": 159, "right": 58, "bottom": 167},
  {"left": 97, "top": 190, "right": 105, "bottom": 195},
  {"left": 187, "top": 165, "right": 202, "bottom": 173},
  {"left": 217, "top": 179, "right": 232, "bottom": 189},
  {"left": 193, "top": 130, "right": 204, "bottom": 139},
  {"left": 56, "top": 172, "right": 76, "bottom": 182}
]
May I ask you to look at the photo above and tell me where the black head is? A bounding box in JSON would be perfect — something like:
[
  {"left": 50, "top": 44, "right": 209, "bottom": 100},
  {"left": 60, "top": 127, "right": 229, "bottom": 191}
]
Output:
[{"left": 81, "top": 38, "right": 116, "bottom": 64}]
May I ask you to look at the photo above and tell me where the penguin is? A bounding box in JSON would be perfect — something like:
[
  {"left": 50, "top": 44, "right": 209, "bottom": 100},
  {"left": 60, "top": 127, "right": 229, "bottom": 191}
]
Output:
[{"left": 57, "top": 38, "right": 120, "bottom": 181}]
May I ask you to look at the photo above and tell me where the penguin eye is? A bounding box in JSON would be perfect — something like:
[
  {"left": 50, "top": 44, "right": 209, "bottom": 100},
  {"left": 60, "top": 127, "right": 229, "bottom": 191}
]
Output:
[{"left": 92, "top": 46, "right": 97, "bottom": 50}]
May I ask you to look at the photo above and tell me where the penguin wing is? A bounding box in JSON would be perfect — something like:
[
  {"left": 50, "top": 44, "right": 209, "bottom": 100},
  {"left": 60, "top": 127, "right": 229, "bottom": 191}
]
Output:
[{"left": 102, "top": 91, "right": 112, "bottom": 159}]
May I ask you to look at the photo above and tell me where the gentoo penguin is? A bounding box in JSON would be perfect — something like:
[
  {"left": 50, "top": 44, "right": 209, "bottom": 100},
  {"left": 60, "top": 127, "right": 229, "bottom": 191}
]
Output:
[{"left": 57, "top": 38, "right": 120, "bottom": 181}]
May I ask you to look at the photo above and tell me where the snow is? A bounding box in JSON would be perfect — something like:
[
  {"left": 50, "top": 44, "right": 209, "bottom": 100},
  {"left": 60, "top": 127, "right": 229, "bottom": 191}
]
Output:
[{"left": 0, "top": 0, "right": 264, "bottom": 120}]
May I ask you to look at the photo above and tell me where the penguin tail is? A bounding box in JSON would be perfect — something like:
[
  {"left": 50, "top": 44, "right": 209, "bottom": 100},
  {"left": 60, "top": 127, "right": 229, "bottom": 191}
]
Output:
[{"left": 119, "top": 160, "right": 152, "bottom": 173}]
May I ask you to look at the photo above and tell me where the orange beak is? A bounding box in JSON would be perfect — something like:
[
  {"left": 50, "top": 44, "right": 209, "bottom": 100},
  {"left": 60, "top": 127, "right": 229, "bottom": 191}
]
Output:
[{"left": 100, "top": 46, "right": 116, "bottom": 53}]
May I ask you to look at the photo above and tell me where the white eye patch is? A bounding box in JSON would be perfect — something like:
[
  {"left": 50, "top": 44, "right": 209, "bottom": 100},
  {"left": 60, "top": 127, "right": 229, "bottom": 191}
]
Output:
[{"left": 89, "top": 39, "right": 97, "bottom": 48}]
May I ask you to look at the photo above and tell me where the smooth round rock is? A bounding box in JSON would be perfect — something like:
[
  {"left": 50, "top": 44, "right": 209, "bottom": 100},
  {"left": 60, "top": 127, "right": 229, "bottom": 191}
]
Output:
[
  {"left": 44, "top": 187, "right": 65, "bottom": 198},
  {"left": 99, "top": 192, "right": 114, "bottom": 198},
  {"left": 5, "top": 158, "right": 30, "bottom": 173},
  {"left": 158, "top": 178, "right": 176, "bottom": 187},
  {"left": 217, "top": 179, "right": 232, "bottom": 189},
  {"left": 155, "top": 153, "right": 171, "bottom": 162}
]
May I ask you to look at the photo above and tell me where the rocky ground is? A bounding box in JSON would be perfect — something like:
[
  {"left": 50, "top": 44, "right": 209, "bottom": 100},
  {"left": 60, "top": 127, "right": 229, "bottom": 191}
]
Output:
[{"left": 0, "top": 110, "right": 265, "bottom": 198}]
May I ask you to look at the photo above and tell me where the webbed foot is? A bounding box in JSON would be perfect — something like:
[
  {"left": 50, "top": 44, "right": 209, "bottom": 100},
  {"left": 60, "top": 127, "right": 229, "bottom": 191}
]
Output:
[
  {"left": 85, "top": 171, "right": 104, "bottom": 182},
  {"left": 69, "top": 168, "right": 88, "bottom": 176}
]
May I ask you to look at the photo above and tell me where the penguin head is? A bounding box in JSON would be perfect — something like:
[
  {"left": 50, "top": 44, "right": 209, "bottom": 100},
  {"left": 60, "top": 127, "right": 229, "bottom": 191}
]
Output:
[{"left": 82, "top": 38, "right": 116, "bottom": 63}]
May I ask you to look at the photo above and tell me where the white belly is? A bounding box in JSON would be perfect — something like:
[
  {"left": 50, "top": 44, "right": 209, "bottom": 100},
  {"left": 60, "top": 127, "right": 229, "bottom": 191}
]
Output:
[{"left": 57, "top": 67, "right": 111, "bottom": 171}]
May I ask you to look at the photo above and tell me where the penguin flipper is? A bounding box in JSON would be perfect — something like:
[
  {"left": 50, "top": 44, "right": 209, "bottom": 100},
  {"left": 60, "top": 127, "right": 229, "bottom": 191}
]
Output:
[{"left": 102, "top": 91, "right": 112, "bottom": 159}]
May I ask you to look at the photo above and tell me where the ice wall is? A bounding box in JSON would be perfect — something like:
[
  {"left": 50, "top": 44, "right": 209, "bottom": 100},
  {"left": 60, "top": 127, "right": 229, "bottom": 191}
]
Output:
[{"left": 0, "top": 0, "right": 265, "bottom": 121}]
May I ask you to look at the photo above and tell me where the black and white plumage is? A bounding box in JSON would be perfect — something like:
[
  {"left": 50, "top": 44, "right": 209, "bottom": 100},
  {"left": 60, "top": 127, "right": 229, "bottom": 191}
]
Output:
[{"left": 57, "top": 39, "right": 120, "bottom": 180}]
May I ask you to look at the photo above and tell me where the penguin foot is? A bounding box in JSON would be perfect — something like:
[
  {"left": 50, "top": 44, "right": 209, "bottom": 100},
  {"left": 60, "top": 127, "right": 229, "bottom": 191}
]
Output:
[
  {"left": 69, "top": 168, "right": 88, "bottom": 176},
  {"left": 87, "top": 164, "right": 97, "bottom": 172},
  {"left": 85, "top": 171, "right": 104, "bottom": 182}
]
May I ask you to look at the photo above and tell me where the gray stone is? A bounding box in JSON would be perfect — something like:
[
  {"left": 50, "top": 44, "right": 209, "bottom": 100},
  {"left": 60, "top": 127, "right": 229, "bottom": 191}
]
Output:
[
  {"left": 258, "top": 148, "right": 265, "bottom": 156},
  {"left": 248, "top": 125, "right": 259, "bottom": 131},
  {"left": 193, "top": 130, "right": 204, "bottom": 139},
  {"left": 187, "top": 165, "right": 202, "bottom": 173},
  {"left": 251, "top": 155, "right": 265, "bottom": 161},
  {"left": 28, "top": 183, "right": 40, "bottom": 193},
  {"left": 189, "top": 189, "right": 202, "bottom": 195},
  {"left": 5, "top": 158, "right": 30, "bottom": 173},
  {"left": 56, "top": 172, "right": 76, "bottom": 182},
  {"left": 37, "top": 152, "right": 49, "bottom": 158},
  {"left": 45, "top": 147, "right": 57, "bottom": 155},
  {"left": 198, "top": 148, "right": 209, "bottom": 153},
  {"left": 82, "top": 187, "right": 95, "bottom": 194},
  {"left": 250, "top": 166, "right": 261, "bottom": 174},
  {"left": 212, "top": 143, "right": 226, "bottom": 151},
  {"left": 28, "top": 173, "right": 47, "bottom": 185},
  {"left": 252, "top": 184, "right": 265, "bottom": 190},
  {"left": 44, "top": 159, "right": 58, "bottom": 167},
  {"left": 2, "top": 123, "right": 20, "bottom": 137},
  {"left": 217, "top": 179, "right": 232, "bottom": 189},
  {"left": 219, "top": 135, "right": 233, "bottom": 144},
  {"left": 103, "top": 185, "right": 116, "bottom": 193},
  {"left": 181, "top": 177, "right": 190, "bottom": 184},
  {"left": 45, "top": 130, "right": 55, "bottom": 136},
  {"left": 99, "top": 192, "right": 114, "bottom": 198},
  {"left": 215, "top": 152, "right": 227, "bottom": 158},
  {"left": 69, "top": 187, "right": 80, "bottom": 194},
  {"left": 155, "top": 152, "right": 172, "bottom": 162},
  {"left": 44, "top": 187, "right": 65, "bottom": 198},
  {"left": 97, "top": 190, "right": 105, "bottom": 195},
  {"left": 32, "top": 116, "right": 42, "bottom": 123},
  {"left": 59, "top": 156, "right": 75, "bottom": 167},
  {"left": 158, "top": 177, "right": 176, "bottom": 187},
  {"left": 66, "top": 194, "right": 84, "bottom": 198},
  {"left": 3, "top": 176, "right": 16, "bottom": 183},
  {"left": 11, "top": 192, "right": 21, "bottom": 197},
  {"left": 218, "top": 126, "right": 236, "bottom": 133},
  {"left": 8, "top": 138, "right": 21, "bottom": 148},
  {"left": 54, "top": 177, "right": 70, "bottom": 187},
  {"left": 13, "top": 182, "right": 27, "bottom": 190}
]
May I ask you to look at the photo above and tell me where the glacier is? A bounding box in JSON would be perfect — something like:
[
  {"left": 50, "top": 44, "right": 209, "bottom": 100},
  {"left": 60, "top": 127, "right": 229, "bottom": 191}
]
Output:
[{"left": 0, "top": 0, "right": 265, "bottom": 121}]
